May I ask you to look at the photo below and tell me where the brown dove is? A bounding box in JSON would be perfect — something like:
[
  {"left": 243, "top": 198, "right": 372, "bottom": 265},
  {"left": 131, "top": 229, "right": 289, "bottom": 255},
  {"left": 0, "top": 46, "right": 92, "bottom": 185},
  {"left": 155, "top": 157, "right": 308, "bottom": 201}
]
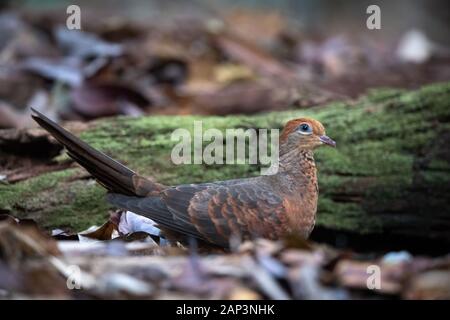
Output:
[{"left": 31, "top": 109, "right": 335, "bottom": 247}]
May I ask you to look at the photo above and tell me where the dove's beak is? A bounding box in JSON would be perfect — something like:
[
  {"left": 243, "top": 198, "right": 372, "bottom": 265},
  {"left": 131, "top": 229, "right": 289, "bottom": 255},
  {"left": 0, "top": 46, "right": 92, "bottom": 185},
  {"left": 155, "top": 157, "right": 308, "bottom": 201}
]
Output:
[{"left": 319, "top": 135, "right": 336, "bottom": 147}]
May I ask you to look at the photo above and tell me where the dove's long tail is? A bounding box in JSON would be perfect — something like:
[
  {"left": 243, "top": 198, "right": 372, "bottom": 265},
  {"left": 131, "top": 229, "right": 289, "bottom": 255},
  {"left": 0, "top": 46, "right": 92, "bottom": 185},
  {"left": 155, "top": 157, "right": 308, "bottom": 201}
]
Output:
[{"left": 31, "top": 108, "right": 161, "bottom": 196}]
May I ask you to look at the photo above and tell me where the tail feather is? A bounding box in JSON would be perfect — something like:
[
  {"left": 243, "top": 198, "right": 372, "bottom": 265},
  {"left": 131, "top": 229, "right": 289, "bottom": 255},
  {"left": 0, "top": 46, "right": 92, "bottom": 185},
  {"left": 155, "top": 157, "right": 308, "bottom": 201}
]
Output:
[{"left": 31, "top": 108, "right": 157, "bottom": 196}]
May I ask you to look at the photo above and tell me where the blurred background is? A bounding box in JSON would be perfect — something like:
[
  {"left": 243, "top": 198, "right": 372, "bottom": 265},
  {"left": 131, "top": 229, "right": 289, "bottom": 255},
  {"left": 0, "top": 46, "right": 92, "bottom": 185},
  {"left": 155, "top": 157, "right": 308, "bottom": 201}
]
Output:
[
  {"left": 14, "top": 0, "right": 450, "bottom": 43},
  {"left": 0, "top": 0, "right": 449, "bottom": 127},
  {"left": 0, "top": 0, "right": 450, "bottom": 300}
]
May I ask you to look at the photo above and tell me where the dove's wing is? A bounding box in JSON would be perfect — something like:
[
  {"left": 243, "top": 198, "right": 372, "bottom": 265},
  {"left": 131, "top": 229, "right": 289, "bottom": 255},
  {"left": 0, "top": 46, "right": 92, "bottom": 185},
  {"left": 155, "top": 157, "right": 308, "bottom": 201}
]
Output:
[
  {"left": 107, "top": 192, "right": 207, "bottom": 241},
  {"left": 107, "top": 179, "right": 288, "bottom": 247}
]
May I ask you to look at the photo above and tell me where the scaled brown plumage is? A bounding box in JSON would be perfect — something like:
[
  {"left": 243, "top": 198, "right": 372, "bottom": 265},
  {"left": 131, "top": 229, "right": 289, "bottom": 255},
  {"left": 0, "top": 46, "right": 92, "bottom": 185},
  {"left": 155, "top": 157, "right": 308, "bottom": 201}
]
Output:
[{"left": 31, "top": 110, "right": 335, "bottom": 247}]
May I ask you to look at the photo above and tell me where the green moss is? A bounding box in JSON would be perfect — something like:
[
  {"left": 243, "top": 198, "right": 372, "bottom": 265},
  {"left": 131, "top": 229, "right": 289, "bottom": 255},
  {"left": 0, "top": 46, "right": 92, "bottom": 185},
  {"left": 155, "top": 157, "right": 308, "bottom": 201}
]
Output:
[
  {"left": 0, "top": 169, "right": 77, "bottom": 210},
  {"left": 0, "top": 169, "right": 109, "bottom": 230},
  {"left": 44, "top": 182, "right": 109, "bottom": 230},
  {"left": 317, "top": 198, "right": 383, "bottom": 233},
  {"left": 365, "top": 87, "right": 404, "bottom": 102}
]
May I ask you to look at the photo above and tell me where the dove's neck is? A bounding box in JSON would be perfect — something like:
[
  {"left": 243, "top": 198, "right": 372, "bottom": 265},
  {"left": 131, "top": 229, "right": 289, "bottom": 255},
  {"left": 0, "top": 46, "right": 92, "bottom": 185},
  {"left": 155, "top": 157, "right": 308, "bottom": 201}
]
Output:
[
  {"left": 279, "top": 147, "right": 315, "bottom": 172},
  {"left": 274, "top": 147, "right": 318, "bottom": 189}
]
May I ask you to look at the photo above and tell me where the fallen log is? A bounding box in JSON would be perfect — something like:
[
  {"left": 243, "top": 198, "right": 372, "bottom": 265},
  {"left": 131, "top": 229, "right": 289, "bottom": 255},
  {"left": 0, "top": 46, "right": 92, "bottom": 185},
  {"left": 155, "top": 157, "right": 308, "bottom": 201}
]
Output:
[{"left": 1, "top": 82, "right": 449, "bottom": 251}]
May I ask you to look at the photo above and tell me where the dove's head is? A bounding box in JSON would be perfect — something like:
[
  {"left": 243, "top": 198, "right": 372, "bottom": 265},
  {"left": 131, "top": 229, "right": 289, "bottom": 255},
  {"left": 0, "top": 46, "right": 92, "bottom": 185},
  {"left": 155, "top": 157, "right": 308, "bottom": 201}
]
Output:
[{"left": 280, "top": 118, "right": 336, "bottom": 151}]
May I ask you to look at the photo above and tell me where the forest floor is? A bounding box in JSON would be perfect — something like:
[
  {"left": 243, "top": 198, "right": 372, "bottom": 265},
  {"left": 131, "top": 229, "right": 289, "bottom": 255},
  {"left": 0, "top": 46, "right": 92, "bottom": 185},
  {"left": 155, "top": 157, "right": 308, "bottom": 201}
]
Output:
[{"left": 0, "top": 3, "right": 449, "bottom": 299}]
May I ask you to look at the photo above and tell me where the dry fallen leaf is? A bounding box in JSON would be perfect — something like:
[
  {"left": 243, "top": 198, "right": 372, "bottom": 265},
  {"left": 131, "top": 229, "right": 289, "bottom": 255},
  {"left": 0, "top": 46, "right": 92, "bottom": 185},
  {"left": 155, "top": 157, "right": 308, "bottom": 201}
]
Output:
[
  {"left": 404, "top": 270, "right": 450, "bottom": 300},
  {"left": 70, "top": 83, "right": 149, "bottom": 118}
]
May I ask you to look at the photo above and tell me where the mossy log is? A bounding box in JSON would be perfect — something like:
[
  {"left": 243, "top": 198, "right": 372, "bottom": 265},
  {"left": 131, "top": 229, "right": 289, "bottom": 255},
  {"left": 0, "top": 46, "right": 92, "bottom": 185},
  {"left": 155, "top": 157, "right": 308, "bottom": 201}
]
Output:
[{"left": 1, "top": 83, "right": 449, "bottom": 250}]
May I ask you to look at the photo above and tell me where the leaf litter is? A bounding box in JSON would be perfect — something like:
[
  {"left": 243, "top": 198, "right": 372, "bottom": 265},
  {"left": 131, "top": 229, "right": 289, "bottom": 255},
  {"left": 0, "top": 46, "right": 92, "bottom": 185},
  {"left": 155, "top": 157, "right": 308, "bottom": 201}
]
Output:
[{"left": 0, "top": 213, "right": 449, "bottom": 299}]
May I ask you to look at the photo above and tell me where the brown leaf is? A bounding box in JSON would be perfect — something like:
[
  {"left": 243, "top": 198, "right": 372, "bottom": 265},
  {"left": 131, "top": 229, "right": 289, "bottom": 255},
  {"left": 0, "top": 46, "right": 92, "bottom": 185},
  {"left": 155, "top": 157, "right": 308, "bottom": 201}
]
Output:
[
  {"left": 404, "top": 270, "right": 450, "bottom": 299},
  {"left": 222, "top": 9, "right": 286, "bottom": 46},
  {"left": 79, "top": 220, "right": 117, "bottom": 241},
  {"left": 0, "top": 222, "right": 60, "bottom": 267},
  {"left": 214, "top": 33, "right": 296, "bottom": 80},
  {"left": 70, "top": 83, "right": 149, "bottom": 118},
  {"left": 334, "top": 259, "right": 406, "bottom": 295},
  {"left": 193, "top": 80, "right": 295, "bottom": 115},
  {"left": 0, "top": 101, "right": 22, "bottom": 129}
]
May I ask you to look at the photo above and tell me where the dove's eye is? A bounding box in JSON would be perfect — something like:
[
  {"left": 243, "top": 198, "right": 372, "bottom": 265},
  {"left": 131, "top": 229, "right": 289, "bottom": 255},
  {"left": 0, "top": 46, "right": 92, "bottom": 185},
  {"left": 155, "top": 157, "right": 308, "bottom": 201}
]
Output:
[{"left": 298, "top": 123, "right": 312, "bottom": 135}]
